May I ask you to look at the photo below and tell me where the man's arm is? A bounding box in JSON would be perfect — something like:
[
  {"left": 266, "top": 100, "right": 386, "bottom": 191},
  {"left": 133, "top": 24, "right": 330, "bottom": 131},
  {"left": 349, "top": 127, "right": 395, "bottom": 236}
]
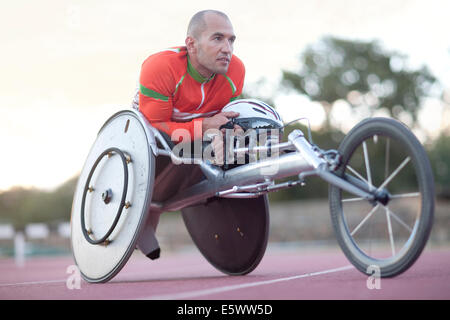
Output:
[{"left": 139, "top": 54, "right": 205, "bottom": 143}]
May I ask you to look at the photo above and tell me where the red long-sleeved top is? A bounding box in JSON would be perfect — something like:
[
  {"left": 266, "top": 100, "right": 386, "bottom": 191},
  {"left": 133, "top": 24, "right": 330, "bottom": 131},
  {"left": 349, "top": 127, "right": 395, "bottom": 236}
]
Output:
[{"left": 135, "top": 46, "right": 245, "bottom": 142}]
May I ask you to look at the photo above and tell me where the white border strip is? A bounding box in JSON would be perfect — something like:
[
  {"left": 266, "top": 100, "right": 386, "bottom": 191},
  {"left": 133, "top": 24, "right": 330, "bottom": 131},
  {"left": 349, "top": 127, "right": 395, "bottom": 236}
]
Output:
[{"left": 141, "top": 265, "right": 354, "bottom": 300}]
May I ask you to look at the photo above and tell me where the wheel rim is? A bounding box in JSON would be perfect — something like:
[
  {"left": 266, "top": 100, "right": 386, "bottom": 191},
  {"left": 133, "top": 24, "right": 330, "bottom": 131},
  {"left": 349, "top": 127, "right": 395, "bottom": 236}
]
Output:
[
  {"left": 81, "top": 147, "right": 130, "bottom": 245},
  {"left": 339, "top": 133, "right": 423, "bottom": 264}
]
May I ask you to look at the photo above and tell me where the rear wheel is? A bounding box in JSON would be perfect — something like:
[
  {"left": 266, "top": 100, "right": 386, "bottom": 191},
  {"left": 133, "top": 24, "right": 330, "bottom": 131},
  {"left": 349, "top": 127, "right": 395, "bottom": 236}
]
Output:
[
  {"left": 182, "top": 195, "right": 269, "bottom": 276},
  {"left": 329, "top": 118, "right": 434, "bottom": 277}
]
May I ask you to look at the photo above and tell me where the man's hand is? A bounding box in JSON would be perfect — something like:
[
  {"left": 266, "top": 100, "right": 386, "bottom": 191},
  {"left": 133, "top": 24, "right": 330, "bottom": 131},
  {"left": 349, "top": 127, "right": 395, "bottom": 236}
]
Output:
[
  {"left": 203, "top": 111, "right": 244, "bottom": 166},
  {"left": 202, "top": 111, "right": 239, "bottom": 132}
]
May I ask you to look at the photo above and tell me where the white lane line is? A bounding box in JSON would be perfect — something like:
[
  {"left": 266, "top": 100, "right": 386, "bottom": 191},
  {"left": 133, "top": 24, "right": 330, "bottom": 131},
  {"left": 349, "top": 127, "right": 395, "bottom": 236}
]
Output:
[
  {"left": 0, "top": 279, "right": 66, "bottom": 287},
  {"left": 140, "top": 265, "right": 354, "bottom": 300}
]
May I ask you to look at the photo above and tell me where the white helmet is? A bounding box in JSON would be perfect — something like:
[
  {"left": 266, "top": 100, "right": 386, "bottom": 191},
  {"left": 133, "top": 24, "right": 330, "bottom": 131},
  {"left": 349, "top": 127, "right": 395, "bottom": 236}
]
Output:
[{"left": 221, "top": 99, "right": 283, "bottom": 131}]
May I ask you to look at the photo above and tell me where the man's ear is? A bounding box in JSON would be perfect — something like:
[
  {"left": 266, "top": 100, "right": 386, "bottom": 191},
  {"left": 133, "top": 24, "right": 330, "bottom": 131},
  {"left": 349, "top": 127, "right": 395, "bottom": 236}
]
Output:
[{"left": 185, "top": 36, "right": 196, "bottom": 54}]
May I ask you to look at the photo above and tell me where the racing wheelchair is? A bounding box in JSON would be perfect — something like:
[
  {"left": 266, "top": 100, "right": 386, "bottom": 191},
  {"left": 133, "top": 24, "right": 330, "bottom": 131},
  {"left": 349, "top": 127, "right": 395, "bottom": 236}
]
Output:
[{"left": 70, "top": 99, "right": 434, "bottom": 283}]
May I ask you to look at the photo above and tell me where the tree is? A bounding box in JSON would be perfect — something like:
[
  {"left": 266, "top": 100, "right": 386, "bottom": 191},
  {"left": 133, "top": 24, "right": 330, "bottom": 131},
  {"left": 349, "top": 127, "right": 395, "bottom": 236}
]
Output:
[
  {"left": 0, "top": 176, "right": 77, "bottom": 229},
  {"left": 428, "top": 134, "right": 450, "bottom": 198},
  {"left": 282, "top": 36, "right": 439, "bottom": 129}
]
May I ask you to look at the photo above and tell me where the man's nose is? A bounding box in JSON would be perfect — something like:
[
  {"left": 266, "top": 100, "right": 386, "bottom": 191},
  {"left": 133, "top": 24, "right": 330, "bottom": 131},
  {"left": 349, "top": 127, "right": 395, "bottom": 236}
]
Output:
[{"left": 221, "top": 40, "right": 233, "bottom": 54}]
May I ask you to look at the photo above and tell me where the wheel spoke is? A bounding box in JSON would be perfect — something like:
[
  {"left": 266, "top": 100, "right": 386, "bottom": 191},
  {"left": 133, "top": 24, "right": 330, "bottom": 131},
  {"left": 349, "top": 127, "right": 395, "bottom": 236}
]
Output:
[
  {"left": 343, "top": 192, "right": 419, "bottom": 204},
  {"left": 385, "top": 207, "right": 396, "bottom": 256},
  {"left": 390, "top": 192, "right": 421, "bottom": 199},
  {"left": 385, "top": 138, "right": 390, "bottom": 180},
  {"left": 385, "top": 207, "right": 414, "bottom": 232},
  {"left": 347, "top": 166, "right": 376, "bottom": 190},
  {"left": 362, "top": 141, "right": 373, "bottom": 191},
  {"left": 342, "top": 197, "right": 365, "bottom": 203},
  {"left": 377, "top": 157, "right": 411, "bottom": 191},
  {"left": 350, "top": 204, "right": 380, "bottom": 236}
]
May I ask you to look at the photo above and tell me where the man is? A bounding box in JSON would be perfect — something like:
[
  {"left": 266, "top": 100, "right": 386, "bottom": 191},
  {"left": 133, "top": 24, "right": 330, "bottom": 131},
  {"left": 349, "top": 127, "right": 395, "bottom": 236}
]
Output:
[
  {"left": 133, "top": 10, "right": 244, "bottom": 162},
  {"left": 134, "top": 11, "right": 245, "bottom": 260}
]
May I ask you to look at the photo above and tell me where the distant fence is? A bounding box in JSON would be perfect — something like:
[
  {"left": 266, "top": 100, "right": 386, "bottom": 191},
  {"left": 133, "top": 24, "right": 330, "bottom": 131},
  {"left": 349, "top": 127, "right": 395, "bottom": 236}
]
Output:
[
  {"left": 1, "top": 199, "right": 449, "bottom": 267},
  {"left": 0, "top": 222, "right": 71, "bottom": 267},
  {"left": 0, "top": 222, "right": 71, "bottom": 240}
]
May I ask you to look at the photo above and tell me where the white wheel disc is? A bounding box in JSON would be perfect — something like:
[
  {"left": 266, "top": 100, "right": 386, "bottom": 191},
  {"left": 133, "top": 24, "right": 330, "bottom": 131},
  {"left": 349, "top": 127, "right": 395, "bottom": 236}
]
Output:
[{"left": 71, "top": 110, "right": 155, "bottom": 283}]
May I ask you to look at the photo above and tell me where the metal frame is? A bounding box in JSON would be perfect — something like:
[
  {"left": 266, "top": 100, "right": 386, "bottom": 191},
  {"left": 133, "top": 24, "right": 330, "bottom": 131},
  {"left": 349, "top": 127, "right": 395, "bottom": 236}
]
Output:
[
  {"left": 73, "top": 109, "right": 433, "bottom": 281},
  {"left": 128, "top": 109, "right": 379, "bottom": 214}
]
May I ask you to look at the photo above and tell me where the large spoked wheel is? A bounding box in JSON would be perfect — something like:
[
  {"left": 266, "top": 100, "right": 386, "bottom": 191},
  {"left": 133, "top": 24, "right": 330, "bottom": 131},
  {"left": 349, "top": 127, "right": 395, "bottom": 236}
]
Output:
[{"left": 329, "top": 117, "right": 434, "bottom": 278}]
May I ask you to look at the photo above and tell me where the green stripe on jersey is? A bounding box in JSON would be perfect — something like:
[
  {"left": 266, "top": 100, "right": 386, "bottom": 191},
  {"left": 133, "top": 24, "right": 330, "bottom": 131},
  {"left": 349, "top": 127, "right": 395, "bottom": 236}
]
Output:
[
  {"left": 173, "top": 74, "right": 186, "bottom": 96},
  {"left": 224, "top": 75, "right": 237, "bottom": 95},
  {"left": 140, "top": 84, "right": 169, "bottom": 102}
]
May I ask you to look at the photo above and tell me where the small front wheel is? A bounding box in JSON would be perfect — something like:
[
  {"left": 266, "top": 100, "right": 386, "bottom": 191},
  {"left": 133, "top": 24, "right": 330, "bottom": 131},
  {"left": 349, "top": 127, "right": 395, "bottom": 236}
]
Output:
[{"left": 329, "top": 117, "right": 434, "bottom": 277}]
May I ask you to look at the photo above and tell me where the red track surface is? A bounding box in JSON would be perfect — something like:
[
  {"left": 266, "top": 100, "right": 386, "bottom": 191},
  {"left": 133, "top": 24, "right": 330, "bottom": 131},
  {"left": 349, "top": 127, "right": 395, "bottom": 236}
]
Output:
[{"left": 1, "top": 245, "right": 449, "bottom": 300}]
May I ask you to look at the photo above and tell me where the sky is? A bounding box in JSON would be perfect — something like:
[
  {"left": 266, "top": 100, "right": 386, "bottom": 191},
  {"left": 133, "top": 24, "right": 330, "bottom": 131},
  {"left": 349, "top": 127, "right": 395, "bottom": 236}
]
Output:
[{"left": 1, "top": 0, "right": 449, "bottom": 191}]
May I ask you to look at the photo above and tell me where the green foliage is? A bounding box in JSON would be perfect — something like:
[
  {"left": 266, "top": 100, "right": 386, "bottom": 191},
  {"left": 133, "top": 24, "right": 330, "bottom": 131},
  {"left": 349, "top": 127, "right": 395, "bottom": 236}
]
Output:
[
  {"left": 0, "top": 176, "right": 77, "bottom": 229},
  {"left": 428, "top": 134, "right": 450, "bottom": 198},
  {"left": 282, "top": 36, "right": 439, "bottom": 128}
]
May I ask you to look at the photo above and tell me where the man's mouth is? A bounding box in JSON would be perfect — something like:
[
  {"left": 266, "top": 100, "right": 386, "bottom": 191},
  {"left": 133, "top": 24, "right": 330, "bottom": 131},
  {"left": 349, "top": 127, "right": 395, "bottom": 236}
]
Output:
[{"left": 217, "top": 57, "right": 230, "bottom": 64}]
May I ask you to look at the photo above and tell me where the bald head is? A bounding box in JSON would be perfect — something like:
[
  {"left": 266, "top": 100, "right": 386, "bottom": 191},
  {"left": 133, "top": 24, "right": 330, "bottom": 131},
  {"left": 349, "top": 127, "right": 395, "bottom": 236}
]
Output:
[
  {"left": 187, "top": 10, "right": 230, "bottom": 39},
  {"left": 185, "top": 10, "right": 235, "bottom": 78}
]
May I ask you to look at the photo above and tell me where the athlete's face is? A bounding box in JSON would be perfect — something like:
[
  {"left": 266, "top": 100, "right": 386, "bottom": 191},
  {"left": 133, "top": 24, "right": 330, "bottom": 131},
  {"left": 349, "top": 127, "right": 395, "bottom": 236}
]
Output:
[{"left": 188, "top": 14, "right": 236, "bottom": 78}]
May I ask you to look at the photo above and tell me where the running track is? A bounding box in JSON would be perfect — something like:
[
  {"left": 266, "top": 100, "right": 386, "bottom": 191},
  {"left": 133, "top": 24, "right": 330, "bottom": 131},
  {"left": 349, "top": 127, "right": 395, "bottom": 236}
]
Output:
[{"left": 1, "top": 245, "right": 449, "bottom": 300}]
